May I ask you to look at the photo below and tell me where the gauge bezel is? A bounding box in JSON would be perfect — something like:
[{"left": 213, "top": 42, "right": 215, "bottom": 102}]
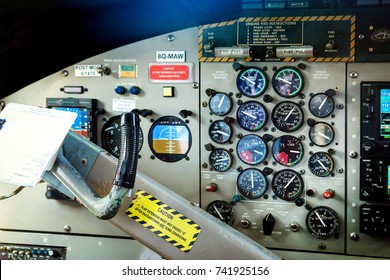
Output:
[
  {"left": 308, "top": 93, "right": 335, "bottom": 118},
  {"left": 271, "top": 101, "right": 304, "bottom": 132},
  {"left": 208, "top": 120, "right": 233, "bottom": 144},
  {"left": 271, "top": 135, "right": 304, "bottom": 167},
  {"left": 236, "top": 66, "right": 268, "bottom": 98},
  {"left": 236, "top": 134, "right": 268, "bottom": 165},
  {"left": 205, "top": 200, "right": 235, "bottom": 225},
  {"left": 308, "top": 151, "right": 334, "bottom": 177},
  {"left": 148, "top": 115, "right": 191, "bottom": 162},
  {"left": 306, "top": 206, "right": 339, "bottom": 239},
  {"left": 209, "top": 92, "right": 233, "bottom": 116},
  {"left": 271, "top": 169, "right": 304, "bottom": 201},
  {"left": 236, "top": 100, "right": 268, "bottom": 132},
  {"left": 271, "top": 66, "right": 304, "bottom": 98},
  {"left": 208, "top": 148, "right": 233, "bottom": 172},
  {"left": 236, "top": 168, "right": 268, "bottom": 199},
  {"left": 308, "top": 122, "right": 335, "bottom": 147},
  {"left": 101, "top": 115, "right": 143, "bottom": 158}
]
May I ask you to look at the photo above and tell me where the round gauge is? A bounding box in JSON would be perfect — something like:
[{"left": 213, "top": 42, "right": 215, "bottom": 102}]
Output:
[
  {"left": 208, "top": 120, "right": 233, "bottom": 144},
  {"left": 271, "top": 169, "right": 304, "bottom": 201},
  {"left": 271, "top": 101, "right": 304, "bottom": 132},
  {"left": 306, "top": 206, "right": 339, "bottom": 239},
  {"left": 206, "top": 200, "right": 235, "bottom": 225},
  {"left": 236, "top": 101, "right": 268, "bottom": 132},
  {"left": 101, "top": 115, "right": 143, "bottom": 158},
  {"left": 236, "top": 134, "right": 267, "bottom": 165},
  {"left": 309, "top": 93, "right": 335, "bottom": 118},
  {"left": 370, "top": 28, "right": 390, "bottom": 42},
  {"left": 236, "top": 67, "right": 268, "bottom": 97},
  {"left": 237, "top": 168, "right": 268, "bottom": 199},
  {"left": 209, "top": 92, "right": 233, "bottom": 116},
  {"left": 148, "top": 116, "right": 191, "bottom": 162},
  {"left": 208, "top": 148, "right": 233, "bottom": 172},
  {"left": 272, "top": 66, "right": 304, "bottom": 98},
  {"left": 308, "top": 151, "right": 334, "bottom": 177},
  {"left": 309, "top": 122, "right": 335, "bottom": 147},
  {"left": 272, "top": 135, "right": 304, "bottom": 167}
]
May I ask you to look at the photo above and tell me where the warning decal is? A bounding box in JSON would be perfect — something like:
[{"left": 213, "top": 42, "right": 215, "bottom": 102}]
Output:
[{"left": 126, "top": 190, "right": 201, "bottom": 253}]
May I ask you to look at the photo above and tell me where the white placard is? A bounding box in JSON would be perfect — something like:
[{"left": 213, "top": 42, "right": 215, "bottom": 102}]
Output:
[
  {"left": 74, "top": 64, "right": 102, "bottom": 77},
  {"left": 156, "top": 51, "right": 186, "bottom": 62},
  {"left": 112, "top": 99, "right": 136, "bottom": 112}
]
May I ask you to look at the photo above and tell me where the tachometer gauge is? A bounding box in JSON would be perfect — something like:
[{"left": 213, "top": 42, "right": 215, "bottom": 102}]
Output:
[
  {"left": 306, "top": 206, "right": 339, "bottom": 239},
  {"left": 236, "top": 168, "right": 268, "bottom": 199},
  {"left": 308, "top": 151, "right": 334, "bottom": 177},
  {"left": 237, "top": 101, "right": 268, "bottom": 131},
  {"left": 271, "top": 169, "right": 304, "bottom": 201},
  {"left": 271, "top": 101, "right": 304, "bottom": 132},
  {"left": 206, "top": 200, "right": 235, "bottom": 225},
  {"left": 309, "top": 93, "right": 335, "bottom": 118},
  {"left": 309, "top": 122, "right": 335, "bottom": 147},
  {"left": 236, "top": 134, "right": 267, "bottom": 165},
  {"left": 208, "top": 120, "right": 233, "bottom": 144},
  {"left": 272, "top": 66, "right": 304, "bottom": 98},
  {"left": 272, "top": 135, "right": 304, "bottom": 167},
  {"left": 101, "top": 115, "right": 143, "bottom": 158},
  {"left": 236, "top": 67, "right": 268, "bottom": 98},
  {"left": 209, "top": 92, "right": 233, "bottom": 116},
  {"left": 208, "top": 148, "right": 233, "bottom": 172}
]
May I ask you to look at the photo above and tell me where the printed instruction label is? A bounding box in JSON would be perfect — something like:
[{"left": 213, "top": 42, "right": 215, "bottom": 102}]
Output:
[{"left": 126, "top": 190, "right": 201, "bottom": 252}]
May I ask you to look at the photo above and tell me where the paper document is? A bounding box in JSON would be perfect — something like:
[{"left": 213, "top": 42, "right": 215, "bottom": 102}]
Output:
[{"left": 0, "top": 103, "right": 77, "bottom": 187}]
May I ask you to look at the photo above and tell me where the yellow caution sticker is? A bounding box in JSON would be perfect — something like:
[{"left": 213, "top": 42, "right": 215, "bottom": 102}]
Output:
[{"left": 126, "top": 190, "right": 201, "bottom": 253}]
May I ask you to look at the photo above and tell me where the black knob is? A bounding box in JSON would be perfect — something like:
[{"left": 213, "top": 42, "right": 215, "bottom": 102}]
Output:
[
  {"left": 362, "top": 141, "right": 376, "bottom": 154},
  {"left": 179, "top": 110, "right": 192, "bottom": 118},
  {"left": 262, "top": 213, "right": 275, "bottom": 236}
]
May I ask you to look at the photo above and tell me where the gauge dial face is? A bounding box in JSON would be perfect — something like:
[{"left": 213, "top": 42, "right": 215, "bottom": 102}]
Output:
[
  {"left": 271, "top": 101, "right": 304, "bottom": 132},
  {"left": 237, "top": 101, "right": 268, "bottom": 131},
  {"left": 237, "top": 168, "right": 268, "bottom": 199},
  {"left": 272, "top": 66, "right": 304, "bottom": 98},
  {"left": 101, "top": 115, "right": 143, "bottom": 158},
  {"left": 306, "top": 206, "right": 339, "bottom": 239},
  {"left": 308, "top": 151, "right": 334, "bottom": 177},
  {"left": 208, "top": 148, "right": 233, "bottom": 172},
  {"left": 272, "top": 135, "right": 304, "bottom": 167},
  {"left": 236, "top": 67, "right": 268, "bottom": 98},
  {"left": 208, "top": 120, "right": 233, "bottom": 144},
  {"left": 271, "top": 169, "right": 304, "bottom": 201},
  {"left": 309, "top": 93, "right": 335, "bottom": 118},
  {"left": 309, "top": 122, "right": 335, "bottom": 147},
  {"left": 236, "top": 134, "right": 267, "bottom": 165},
  {"left": 206, "top": 200, "right": 235, "bottom": 225},
  {"left": 209, "top": 92, "right": 233, "bottom": 116},
  {"left": 148, "top": 116, "right": 191, "bottom": 162}
]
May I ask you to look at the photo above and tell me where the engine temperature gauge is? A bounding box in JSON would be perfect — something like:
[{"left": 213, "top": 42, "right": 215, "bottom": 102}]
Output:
[
  {"left": 272, "top": 66, "right": 304, "bottom": 98},
  {"left": 236, "top": 134, "right": 267, "bottom": 165},
  {"left": 206, "top": 200, "right": 235, "bottom": 225},
  {"left": 271, "top": 101, "right": 304, "bottom": 132},
  {"left": 236, "top": 67, "right": 268, "bottom": 98},
  {"left": 272, "top": 135, "right": 304, "bottom": 167}
]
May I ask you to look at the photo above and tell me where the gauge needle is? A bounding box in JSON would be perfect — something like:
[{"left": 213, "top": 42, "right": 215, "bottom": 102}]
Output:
[
  {"left": 242, "top": 76, "right": 255, "bottom": 85},
  {"left": 251, "top": 171, "right": 254, "bottom": 189},
  {"left": 319, "top": 97, "right": 328, "bottom": 110},
  {"left": 105, "top": 126, "right": 115, "bottom": 131},
  {"left": 218, "top": 95, "right": 225, "bottom": 108},
  {"left": 212, "top": 130, "right": 229, "bottom": 136},
  {"left": 254, "top": 149, "right": 263, "bottom": 155},
  {"left": 317, "top": 160, "right": 329, "bottom": 171},
  {"left": 318, "top": 132, "right": 331, "bottom": 140},
  {"left": 243, "top": 111, "right": 256, "bottom": 119},
  {"left": 213, "top": 205, "right": 224, "bottom": 220},
  {"left": 284, "top": 175, "right": 296, "bottom": 189},
  {"left": 290, "top": 150, "right": 301, "bottom": 154},
  {"left": 277, "top": 77, "right": 292, "bottom": 85},
  {"left": 216, "top": 158, "right": 229, "bottom": 162},
  {"left": 315, "top": 211, "right": 326, "bottom": 226},
  {"left": 284, "top": 107, "right": 295, "bottom": 121}
]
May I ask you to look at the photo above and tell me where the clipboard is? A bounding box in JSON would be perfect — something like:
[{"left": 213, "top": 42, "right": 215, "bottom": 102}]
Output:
[{"left": 0, "top": 103, "right": 77, "bottom": 187}]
